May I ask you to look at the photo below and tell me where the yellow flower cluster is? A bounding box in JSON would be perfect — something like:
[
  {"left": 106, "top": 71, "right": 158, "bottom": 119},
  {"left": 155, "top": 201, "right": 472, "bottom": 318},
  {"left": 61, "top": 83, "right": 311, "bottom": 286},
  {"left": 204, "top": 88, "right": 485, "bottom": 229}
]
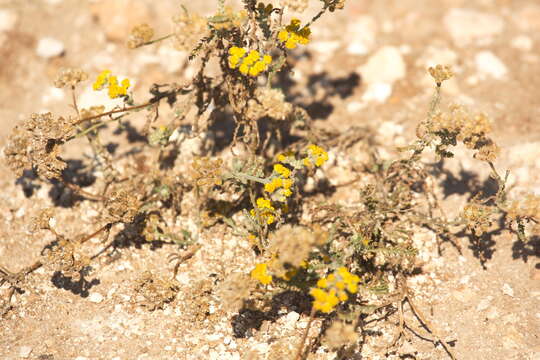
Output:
[
  {"left": 278, "top": 18, "right": 311, "bottom": 49},
  {"left": 92, "top": 70, "right": 130, "bottom": 99},
  {"left": 228, "top": 47, "right": 272, "bottom": 76},
  {"left": 303, "top": 144, "right": 329, "bottom": 167},
  {"left": 264, "top": 163, "right": 294, "bottom": 198},
  {"left": 309, "top": 267, "right": 360, "bottom": 313},
  {"left": 250, "top": 197, "right": 276, "bottom": 225},
  {"left": 250, "top": 263, "right": 272, "bottom": 285}
]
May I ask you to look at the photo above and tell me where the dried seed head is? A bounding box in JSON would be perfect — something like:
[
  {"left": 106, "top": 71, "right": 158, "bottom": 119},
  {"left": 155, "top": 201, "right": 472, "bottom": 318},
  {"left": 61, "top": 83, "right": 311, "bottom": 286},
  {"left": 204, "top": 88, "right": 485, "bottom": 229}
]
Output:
[
  {"left": 246, "top": 88, "right": 293, "bottom": 121},
  {"left": 42, "top": 237, "right": 90, "bottom": 280},
  {"left": 323, "top": 320, "right": 359, "bottom": 349},
  {"left": 506, "top": 193, "right": 540, "bottom": 221},
  {"left": 172, "top": 11, "right": 208, "bottom": 51},
  {"left": 54, "top": 68, "right": 89, "bottom": 88},
  {"left": 105, "top": 189, "right": 142, "bottom": 223},
  {"left": 132, "top": 271, "right": 179, "bottom": 311},
  {"left": 4, "top": 113, "right": 73, "bottom": 179},
  {"left": 127, "top": 23, "right": 155, "bottom": 49},
  {"left": 280, "top": 0, "right": 309, "bottom": 13},
  {"left": 30, "top": 208, "right": 55, "bottom": 232},
  {"left": 269, "top": 225, "right": 324, "bottom": 276},
  {"left": 189, "top": 157, "right": 223, "bottom": 187},
  {"left": 428, "top": 64, "right": 454, "bottom": 86},
  {"left": 218, "top": 272, "right": 253, "bottom": 313}
]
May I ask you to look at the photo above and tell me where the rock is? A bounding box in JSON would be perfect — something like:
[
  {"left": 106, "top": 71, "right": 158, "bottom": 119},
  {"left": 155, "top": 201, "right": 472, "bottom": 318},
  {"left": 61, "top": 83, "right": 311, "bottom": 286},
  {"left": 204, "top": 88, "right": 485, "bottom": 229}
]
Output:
[
  {"left": 0, "top": 9, "right": 17, "bottom": 32},
  {"left": 486, "top": 306, "right": 499, "bottom": 320},
  {"left": 476, "top": 297, "right": 492, "bottom": 312},
  {"left": 362, "top": 83, "right": 392, "bottom": 103},
  {"left": 475, "top": 51, "right": 508, "bottom": 79},
  {"left": 511, "top": 35, "right": 533, "bottom": 52},
  {"left": 358, "top": 46, "right": 406, "bottom": 85},
  {"left": 19, "top": 346, "right": 32, "bottom": 358},
  {"left": 36, "top": 37, "right": 65, "bottom": 59},
  {"left": 283, "top": 311, "right": 300, "bottom": 330},
  {"left": 502, "top": 283, "right": 514, "bottom": 297},
  {"left": 452, "top": 286, "right": 475, "bottom": 303},
  {"left": 443, "top": 8, "right": 504, "bottom": 46},
  {"left": 89, "top": 292, "right": 104, "bottom": 303},
  {"left": 346, "top": 16, "right": 377, "bottom": 55},
  {"left": 90, "top": 0, "right": 151, "bottom": 42}
]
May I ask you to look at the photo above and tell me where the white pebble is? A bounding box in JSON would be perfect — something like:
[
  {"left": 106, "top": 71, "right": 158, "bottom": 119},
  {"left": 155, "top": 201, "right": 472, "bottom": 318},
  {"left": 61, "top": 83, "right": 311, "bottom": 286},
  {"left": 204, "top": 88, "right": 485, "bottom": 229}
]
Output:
[
  {"left": 475, "top": 51, "right": 508, "bottom": 79},
  {"left": 0, "top": 9, "right": 17, "bottom": 32},
  {"left": 88, "top": 292, "right": 104, "bottom": 303},
  {"left": 19, "top": 346, "right": 32, "bottom": 358},
  {"left": 511, "top": 35, "right": 533, "bottom": 51},
  {"left": 36, "top": 37, "right": 65, "bottom": 58},
  {"left": 502, "top": 283, "right": 514, "bottom": 297},
  {"left": 362, "top": 82, "right": 392, "bottom": 103}
]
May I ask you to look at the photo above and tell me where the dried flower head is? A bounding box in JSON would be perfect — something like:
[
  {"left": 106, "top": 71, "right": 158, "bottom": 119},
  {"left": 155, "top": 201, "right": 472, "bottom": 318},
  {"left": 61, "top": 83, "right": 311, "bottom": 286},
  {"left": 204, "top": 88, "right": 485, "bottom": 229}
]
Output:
[
  {"left": 323, "top": 320, "right": 359, "bottom": 349},
  {"left": 30, "top": 208, "right": 55, "bottom": 232},
  {"left": 132, "top": 271, "right": 179, "bottom": 311},
  {"left": 208, "top": 6, "right": 248, "bottom": 31},
  {"left": 462, "top": 202, "right": 495, "bottom": 236},
  {"left": 42, "top": 237, "right": 90, "bottom": 281},
  {"left": 280, "top": 0, "right": 309, "bottom": 13},
  {"left": 428, "top": 64, "right": 454, "bottom": 86},
  {"left": 4, "top": 112, "right": 73, "bottom": 179},
  {"left": 127, "top": 23, "right": 155, "bottom": 49},
  {"left": 218, "top": 272, "right": 253, "bottom": 313},
  {"left": 105, "top": 189, "right": 142, "bottom": 223},
  {"left": 326, "top": 0, "right": 346, "bottom": 11},
  {"left": 506, "top": 193, "right": 540, "bottom": 221},
  {"left": 80, "top": 105, "right": 105, "bottom": 120},
  {"left": 268, "top": 225, "right": 321, "bottom": 276},
  {"left": 246, "top": 88, "right": 293, "bottom": 121},
  {"left": 172, "top": 10, "right": 208, "bottom": 51},
  {"left": 54, "top": 68, "right": 89, "bottom": 88},
  {"left": 189, "top": 157, "right": 223, "bottom": 187}
]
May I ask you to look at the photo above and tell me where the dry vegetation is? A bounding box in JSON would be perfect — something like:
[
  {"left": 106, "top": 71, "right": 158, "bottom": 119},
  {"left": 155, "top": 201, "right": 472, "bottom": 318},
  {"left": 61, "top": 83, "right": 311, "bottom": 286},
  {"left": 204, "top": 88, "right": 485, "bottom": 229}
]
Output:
[{"left": 0, "top": 1, "right": 539, "bottom": 359}]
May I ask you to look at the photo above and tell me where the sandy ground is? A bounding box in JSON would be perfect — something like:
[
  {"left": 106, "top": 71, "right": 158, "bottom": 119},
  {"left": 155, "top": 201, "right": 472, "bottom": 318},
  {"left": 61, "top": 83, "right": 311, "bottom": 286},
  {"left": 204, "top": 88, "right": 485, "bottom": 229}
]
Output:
[{"left": 0, "top": 0, "right": 539, "bottom": 359}]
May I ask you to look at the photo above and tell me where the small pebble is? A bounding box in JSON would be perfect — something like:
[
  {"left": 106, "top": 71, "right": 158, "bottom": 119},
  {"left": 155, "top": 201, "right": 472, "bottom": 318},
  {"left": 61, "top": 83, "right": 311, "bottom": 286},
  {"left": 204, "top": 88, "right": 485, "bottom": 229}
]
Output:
[
  {"left": 502, "top": 283, "right": 514, "bottom": 297},
  {"left": 89, "top": 292, "right": 104, "bottom": 303},
  {"left": 36, "top": 37, "right": 65, "bottom": 59},
  {"left": 19, "top": 346, "right": 32, "bottom": 358}
]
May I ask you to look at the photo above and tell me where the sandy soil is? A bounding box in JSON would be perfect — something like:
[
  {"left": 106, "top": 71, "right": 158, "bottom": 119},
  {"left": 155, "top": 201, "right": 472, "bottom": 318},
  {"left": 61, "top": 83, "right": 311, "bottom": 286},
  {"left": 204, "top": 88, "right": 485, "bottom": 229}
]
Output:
[{"left": 0, "top": 0, "right": 539, "bottom": 359}]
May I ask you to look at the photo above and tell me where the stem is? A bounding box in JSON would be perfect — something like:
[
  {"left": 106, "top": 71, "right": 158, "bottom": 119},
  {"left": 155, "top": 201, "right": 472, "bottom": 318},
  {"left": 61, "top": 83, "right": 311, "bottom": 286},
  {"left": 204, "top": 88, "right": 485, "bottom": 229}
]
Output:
[
  {"left": 138, "top": 33, "right": 174, "bottom": 47},
  {"left": 62, "top": 181, "right": 105, "bottom": 201},
  {"left": 294, "top": 307, "right": 316, "bottom": 360},
  {"left": 71, "top": 100, "right": 157, "bottom": 127},
  {"left": 68, "top": 115, "right": 124, "bottom": 141}
]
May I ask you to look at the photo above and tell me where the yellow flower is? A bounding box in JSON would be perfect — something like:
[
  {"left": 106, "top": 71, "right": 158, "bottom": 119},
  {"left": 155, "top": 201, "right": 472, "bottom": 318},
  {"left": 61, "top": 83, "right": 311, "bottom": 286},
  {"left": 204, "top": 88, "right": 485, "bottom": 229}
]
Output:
[
  {"left": 228, "top": 47, "right": 271, "bottom": 76},
  {"left": 256, "top": 197, "right": 274, "bottom": 211},
  {"left": 274, "top": 163, "right": 291, "bottom": 178},
  {"left": 306, "top": 144, "right": 329, "bottom": 167},
  {"left": 93, "top": 70, "right": 130, "bottom": 99},
  {"left": 251, "top": 263, "right": 272, "bottom": 285},
  {"left": 278, "top": 19, "right": 311, "bottom": 49},
  {"left": 282, "top": 178, "right": 293, "bottom": 189},
  {"left": 309, "top": 267, "right": 360, "bottom": 313}
]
